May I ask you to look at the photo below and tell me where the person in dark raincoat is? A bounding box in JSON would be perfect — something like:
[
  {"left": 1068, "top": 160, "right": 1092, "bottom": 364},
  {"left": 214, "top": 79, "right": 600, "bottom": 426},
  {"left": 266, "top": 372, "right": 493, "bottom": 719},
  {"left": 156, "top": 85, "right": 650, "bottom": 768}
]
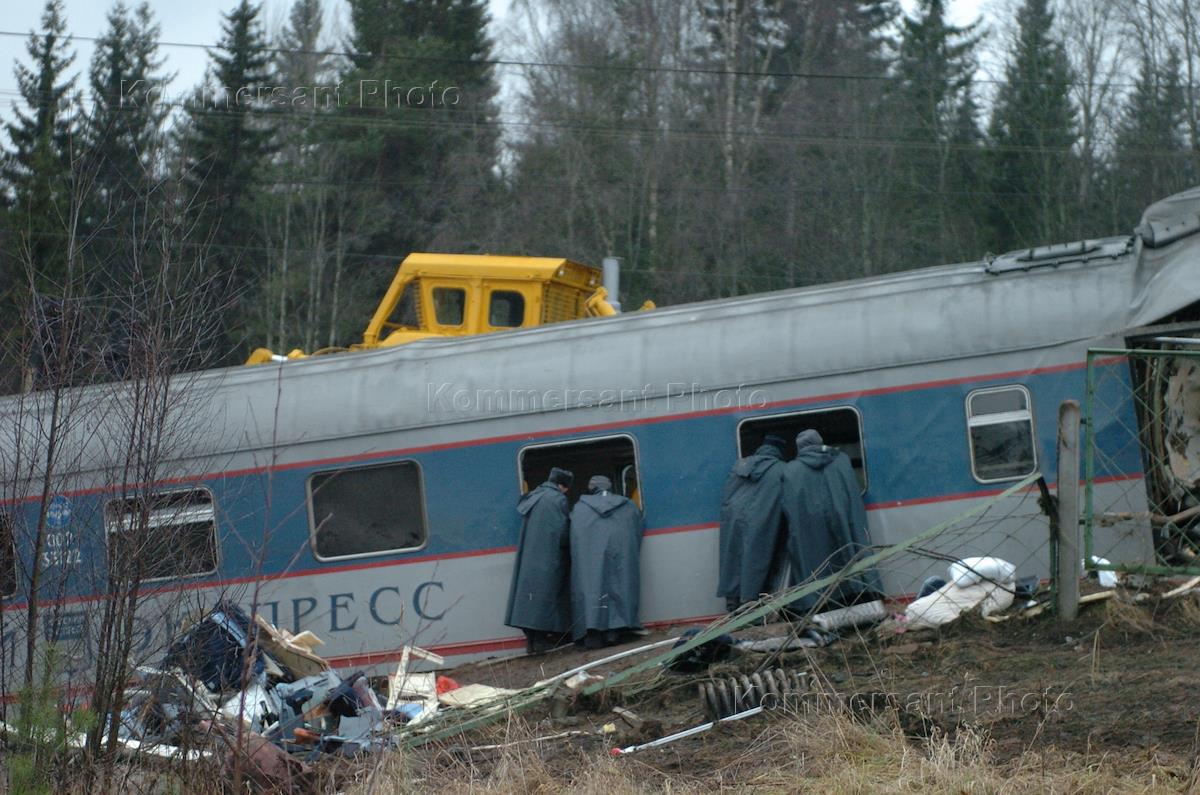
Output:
[
  {"left": 717, "top": 434, "right": 787, "bottom": 611},
  {"left": 505, "top": 467, "right": 573, "bottom": 652},
  {"left": 569, "top": 475, "right": 645, "bottom": 648},
  {"left": 781, "top": 430, "right": 882, "bottom": 612}
]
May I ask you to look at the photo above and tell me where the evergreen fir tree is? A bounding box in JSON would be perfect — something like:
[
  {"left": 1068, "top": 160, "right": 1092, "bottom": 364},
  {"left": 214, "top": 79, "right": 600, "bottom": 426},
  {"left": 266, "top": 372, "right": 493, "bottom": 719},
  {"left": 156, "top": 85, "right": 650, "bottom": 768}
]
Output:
[
  {"left": 987, "top": 0, "right": 1078, "bottom": 249},
  {"left": 891, "top": 0, "right": 983, "bottom": 263},
  {"left": 1108, "top": 50, "right": 1193, "bottom": 226},
  {"left": 3, "top": 0, "right": 79, "bottom": 292},
  {"left": 178, "top": 0, "right": 274, "bottom": 236},
  {"left": 339, "top": 0, "right": 498, "bottom": 266},
  {"left": 276, "top": 0, "right": 331, "bottom": 107},
  {"left": 176, "top": 0, "right": 275, "bottom": 359},
  {"left": 84, "top": 3, "right": 168, "bottom": 256}
]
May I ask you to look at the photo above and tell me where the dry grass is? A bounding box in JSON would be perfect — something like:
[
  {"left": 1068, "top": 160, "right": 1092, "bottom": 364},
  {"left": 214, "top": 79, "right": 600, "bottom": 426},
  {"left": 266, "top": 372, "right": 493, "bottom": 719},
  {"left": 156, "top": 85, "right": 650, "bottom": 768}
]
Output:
[{"left": 343, "top": 703, "right": 1196, "bottom": 795}]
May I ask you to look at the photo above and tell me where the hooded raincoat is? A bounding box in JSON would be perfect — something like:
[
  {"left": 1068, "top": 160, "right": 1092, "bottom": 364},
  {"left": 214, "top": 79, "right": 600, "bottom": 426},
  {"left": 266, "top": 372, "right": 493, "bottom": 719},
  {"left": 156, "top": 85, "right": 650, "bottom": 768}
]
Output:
[
  {"left": 569, "top": 479, "right": 644, "bottom": 640},
  {"left": 781, "top": 430, "right": 881, "bottom": 610},
  {"left": 717, "top": 443, "right": 786, "bottom": 605},
  {"left": 504, "top": 481, "right": 571, "bottom": 634}
]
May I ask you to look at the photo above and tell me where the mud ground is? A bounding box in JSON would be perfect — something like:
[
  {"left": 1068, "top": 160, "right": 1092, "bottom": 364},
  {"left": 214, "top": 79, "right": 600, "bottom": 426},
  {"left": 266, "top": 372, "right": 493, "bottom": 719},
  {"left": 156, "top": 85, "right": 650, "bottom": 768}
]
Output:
[{"left": 423, "top": 593, "right": 1200, "bottom": 785}]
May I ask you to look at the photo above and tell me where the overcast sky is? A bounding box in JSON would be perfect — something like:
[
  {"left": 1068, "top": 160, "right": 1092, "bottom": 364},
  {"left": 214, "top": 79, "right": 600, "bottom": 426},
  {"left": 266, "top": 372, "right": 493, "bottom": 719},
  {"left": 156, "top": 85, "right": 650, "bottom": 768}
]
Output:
[{"left": 0, "top": 0, "right": 983, "bottom": 128}]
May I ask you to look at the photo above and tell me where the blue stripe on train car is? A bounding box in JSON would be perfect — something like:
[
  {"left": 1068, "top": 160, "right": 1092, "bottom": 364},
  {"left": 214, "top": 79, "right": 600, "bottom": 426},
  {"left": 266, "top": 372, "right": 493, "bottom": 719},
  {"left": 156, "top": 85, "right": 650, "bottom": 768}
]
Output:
[{"left": 2, "top": 357, "right": 1141, "bottom": 603}]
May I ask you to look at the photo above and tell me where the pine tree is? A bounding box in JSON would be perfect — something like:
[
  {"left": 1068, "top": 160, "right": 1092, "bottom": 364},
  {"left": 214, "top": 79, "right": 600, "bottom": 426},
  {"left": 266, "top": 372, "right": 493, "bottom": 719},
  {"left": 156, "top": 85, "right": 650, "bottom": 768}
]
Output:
[
  {"left": 339, "top": 0, "right": 498, "bottom": 266},
  {"left": 178, "top": 0, "right": 274, "bottom": 240},
  {"left": 3, "top": 0, "right": 79, "bottom": 292},
  {"left": 276, "top": 0, "right": 330, "bottom": 108},
  {"left": 769, "top": 0, "right": 900, "bottom": 281},
  {"left": 987, "top": 0, "right": 1078, "bottom": 250},
  {"left": 84, "top": 3, "right": 168, "bottom": 258},
  {"left": 1108, "top": 50, "right": 1194, "bottom": 227},
  {"left": 891, "top": 0, "right": 983, "bottom": 264},
  {"left": 176, "top": 0, "right": 275, "bottom": 359},
  {"left": 253, "top": 0, "right": 336, "bottom": 353}
]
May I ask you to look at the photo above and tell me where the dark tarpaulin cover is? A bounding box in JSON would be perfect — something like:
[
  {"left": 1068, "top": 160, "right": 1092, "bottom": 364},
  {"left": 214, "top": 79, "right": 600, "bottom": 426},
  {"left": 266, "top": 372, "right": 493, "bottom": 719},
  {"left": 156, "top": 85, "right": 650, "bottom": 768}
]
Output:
[
  {"left": 504, "top": 482, "right": 571, "bottom": 633},
  {"left": 717, "top": 444, "right": 785, "bottom": 604},
  {"left": 781, "top": 434, "right": 881, "bottom": 611},
  {"left": 568, "top": 492, "right": 645, "bottom": 640}
]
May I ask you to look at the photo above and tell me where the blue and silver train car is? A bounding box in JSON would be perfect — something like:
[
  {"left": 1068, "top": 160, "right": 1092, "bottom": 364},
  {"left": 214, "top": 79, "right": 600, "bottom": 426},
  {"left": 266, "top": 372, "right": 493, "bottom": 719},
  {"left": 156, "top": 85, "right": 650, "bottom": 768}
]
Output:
[{"left": 4, "top": 188, "right": 1200, "bottom": 679}]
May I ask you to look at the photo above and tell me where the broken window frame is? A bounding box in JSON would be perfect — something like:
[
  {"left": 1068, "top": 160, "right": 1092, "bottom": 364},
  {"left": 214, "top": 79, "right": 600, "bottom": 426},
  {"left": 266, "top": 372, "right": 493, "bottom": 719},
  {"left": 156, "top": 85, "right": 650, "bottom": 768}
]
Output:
[
  {"left": 104, "top": 488, "right": 220, "bottom": 583},
  {"left": 306, "top": 460, "right": 430, "bottom": 562},
  {"left": 965, "top": 384, "right": 1038, "bottom": 484},
  {"left": 516, "top": 433, "right": 643, "bottom": 504},
  {"left": 1, "top": 512, "right": 15, "bottom": 598},
  {"left": 735, "top": 406, "right": 868, "bottom": 492}
]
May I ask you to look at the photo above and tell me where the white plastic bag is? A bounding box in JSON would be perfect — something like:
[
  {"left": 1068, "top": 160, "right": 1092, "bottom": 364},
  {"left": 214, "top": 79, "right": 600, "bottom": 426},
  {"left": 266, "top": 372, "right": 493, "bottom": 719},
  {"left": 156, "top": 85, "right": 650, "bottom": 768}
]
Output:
[
  {"left": 904, "top": 581, "right": 1015, "bottom": 630},
  {"left": 948, "top": 556, "right": 1016, "bottom": 587},
  {"left": 1084, "top": 556, "right": 1120, "bottom": 588}
]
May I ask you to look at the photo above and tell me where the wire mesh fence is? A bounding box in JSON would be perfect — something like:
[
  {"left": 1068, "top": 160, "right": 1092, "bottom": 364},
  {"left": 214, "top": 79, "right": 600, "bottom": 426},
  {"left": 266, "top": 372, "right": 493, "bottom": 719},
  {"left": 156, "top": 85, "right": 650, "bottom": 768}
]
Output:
[{"left": 1084, "top": 347, "right": 1200, "bottom": 576}]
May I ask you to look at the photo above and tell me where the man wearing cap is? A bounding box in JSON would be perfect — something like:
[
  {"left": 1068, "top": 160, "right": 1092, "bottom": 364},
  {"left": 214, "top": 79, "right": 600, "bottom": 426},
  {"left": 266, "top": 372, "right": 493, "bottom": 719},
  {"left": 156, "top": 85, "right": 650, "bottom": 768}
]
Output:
[
  {"left": 717, "top": 434, "right": 788, "bottom": 611},
  {"left": 505, "top": 467, "right": 574, "bottom": 653},
  {"left": 569, "top": 475, "right": 645, "bottom": 649},
  {"left": 781, "top": 429, "right": 881, "bottom": 612}
]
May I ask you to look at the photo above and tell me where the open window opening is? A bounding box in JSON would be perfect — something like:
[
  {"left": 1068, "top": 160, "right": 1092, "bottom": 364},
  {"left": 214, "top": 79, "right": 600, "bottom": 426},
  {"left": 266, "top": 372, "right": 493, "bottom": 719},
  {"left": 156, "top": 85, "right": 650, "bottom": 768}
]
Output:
[
  {"left": 105, "top": 489, "right": 219, "bottom": 582},
  {"left": 432, "top": 286, "right": 466, "bottom": 326},
  {"left": 1, "top": 513, "right": 15, "bottom": 598},
  {"left": 519, "top": 435, "right": 642, "bottom": 507},
  {"left": 966, "top": 386, "right": 1037, "bottom": 483},
  {"left": 309, "top": 460, "right": 428, "bottom": 561},
  {"left": 489, "top": 290, "right": 526, "bottom": 328},
  {"left": 738, "top": 407, "right": 867, "bottom": 491}
]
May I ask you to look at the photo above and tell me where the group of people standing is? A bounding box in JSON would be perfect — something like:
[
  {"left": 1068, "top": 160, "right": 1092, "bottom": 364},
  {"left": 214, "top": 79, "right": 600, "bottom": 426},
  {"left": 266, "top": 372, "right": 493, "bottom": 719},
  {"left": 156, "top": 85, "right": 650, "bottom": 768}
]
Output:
[
  {"left": 504, "top": 468, "right": 645, "bottom": 653},
  {"left": 503, "top": 429, "right": 878, "bottom": 657},
  {"left": 718, "top": 429, "right": 880, "bottom": 613}
]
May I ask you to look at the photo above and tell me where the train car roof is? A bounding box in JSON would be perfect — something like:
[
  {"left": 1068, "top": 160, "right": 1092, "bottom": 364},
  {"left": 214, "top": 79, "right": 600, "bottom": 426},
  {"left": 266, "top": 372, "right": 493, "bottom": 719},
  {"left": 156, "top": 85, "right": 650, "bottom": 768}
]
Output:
[{"left": 5, "top": 188, "right": 1200, "bottom": 479}]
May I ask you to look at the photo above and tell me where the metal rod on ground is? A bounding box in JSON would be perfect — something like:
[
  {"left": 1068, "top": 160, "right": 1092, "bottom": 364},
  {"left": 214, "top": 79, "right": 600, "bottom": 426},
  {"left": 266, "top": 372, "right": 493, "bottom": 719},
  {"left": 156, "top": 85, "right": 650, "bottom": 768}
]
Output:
[
  {"left": 610, "top": 706, "right": 765, "bottom": 757},
  {"left": 1057, "top": 400, "right": 1081, "bottom": 622},
  {"left": 535, "top": 637, "right": 680, "bottom": 687}
]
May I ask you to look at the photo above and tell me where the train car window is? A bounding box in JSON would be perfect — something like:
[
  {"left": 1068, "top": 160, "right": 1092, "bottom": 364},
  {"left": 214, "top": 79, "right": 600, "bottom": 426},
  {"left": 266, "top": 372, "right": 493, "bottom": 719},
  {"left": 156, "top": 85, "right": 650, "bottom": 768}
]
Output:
[
  {"left": 737, "top": 407, "right": 867, "bottom": 491},
  {"left": 489, "top": 290, "right": 526, "bottom": 328},
  {"left": 1, "top": 513, "right": 15, "bottom": 598},
  {"left": 432, "top": 287, "right": 466, "bottom": 326},
  {"left": 519, "top": 435, "right": 641, "bottom": 506},
  {"left": 966, "top": 385, "right": 1037, "bottom": 482},
  {"left": 105, "top": 490, "right": 219, "bottom": 581},
  {"left": 309, "top": 461, "right": 427, "bottom": 560}
]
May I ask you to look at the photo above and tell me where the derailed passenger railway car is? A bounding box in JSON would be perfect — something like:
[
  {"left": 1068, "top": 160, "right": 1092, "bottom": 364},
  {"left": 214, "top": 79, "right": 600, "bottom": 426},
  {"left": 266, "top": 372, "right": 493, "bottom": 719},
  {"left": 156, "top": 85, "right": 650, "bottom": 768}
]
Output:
[{"left": 4, "top": 188, "right": 1200, "bottom": 682}]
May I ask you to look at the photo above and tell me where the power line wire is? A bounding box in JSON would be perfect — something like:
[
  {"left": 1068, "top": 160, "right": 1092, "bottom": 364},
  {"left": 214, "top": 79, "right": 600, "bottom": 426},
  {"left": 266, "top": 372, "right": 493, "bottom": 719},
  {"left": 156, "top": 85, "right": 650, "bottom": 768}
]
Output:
[{"left": 0, "top": 28, "right": 1170, "bottom": 93}]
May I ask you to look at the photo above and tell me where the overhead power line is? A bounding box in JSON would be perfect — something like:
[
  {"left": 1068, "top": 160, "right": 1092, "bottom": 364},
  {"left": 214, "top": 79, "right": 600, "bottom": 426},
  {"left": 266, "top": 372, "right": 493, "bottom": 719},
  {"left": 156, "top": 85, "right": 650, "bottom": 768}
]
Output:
[{"left": 0, "top": 28, "right": 1167, "bottom": 92}]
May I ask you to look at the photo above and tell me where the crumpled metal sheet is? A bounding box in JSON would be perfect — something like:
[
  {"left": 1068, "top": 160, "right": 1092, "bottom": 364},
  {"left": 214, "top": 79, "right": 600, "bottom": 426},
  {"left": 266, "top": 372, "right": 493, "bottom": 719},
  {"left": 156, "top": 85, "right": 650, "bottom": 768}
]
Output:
[{"left": 1164, "top": 357, "right": 1200, "bottom": 494}]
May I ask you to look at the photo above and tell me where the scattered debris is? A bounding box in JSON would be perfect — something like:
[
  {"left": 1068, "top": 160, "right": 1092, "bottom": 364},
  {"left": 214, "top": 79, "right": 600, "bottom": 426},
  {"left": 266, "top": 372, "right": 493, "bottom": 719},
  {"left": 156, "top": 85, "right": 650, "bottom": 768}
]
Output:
[
  {"left": 386, "top": 645, "right": 445, "bottom": 726},
  {"left": 438, "top": 683, "right": 517, "bottom": 708},
  {"left": 611, "top": 705, "right": 766, "bottom": 757},
  {"left": 948, "top": 557, "right": 1017, "bottom": 588},
  {"left": 1163, "top": 575, "right": 1200, "bottom": 598},
  {"left": 699, "top": 668, "right": 808, "bottom": 720},
  {"left": 812, "top": 599, "right": 886, "bottom": 631},
  {"left": 902, "top": 559, "right": 1017, "bottom": 630},
  {"left": 612, "top": 706, "right": 644, "bottom": 730}
]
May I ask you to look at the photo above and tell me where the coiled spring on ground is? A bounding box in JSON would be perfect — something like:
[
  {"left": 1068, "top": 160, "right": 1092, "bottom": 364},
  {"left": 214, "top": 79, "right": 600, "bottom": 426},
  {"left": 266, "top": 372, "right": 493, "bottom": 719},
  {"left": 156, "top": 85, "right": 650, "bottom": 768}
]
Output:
[{"left": 698, "top": 668, "right": 809, "bottom": 720}]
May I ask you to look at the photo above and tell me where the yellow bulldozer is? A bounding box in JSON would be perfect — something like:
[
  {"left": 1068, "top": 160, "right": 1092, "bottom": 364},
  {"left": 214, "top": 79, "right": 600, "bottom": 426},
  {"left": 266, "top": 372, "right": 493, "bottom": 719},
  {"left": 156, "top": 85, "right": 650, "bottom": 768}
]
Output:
[{"left": 246, "top": 253, "right": 652, "bottom": 364}]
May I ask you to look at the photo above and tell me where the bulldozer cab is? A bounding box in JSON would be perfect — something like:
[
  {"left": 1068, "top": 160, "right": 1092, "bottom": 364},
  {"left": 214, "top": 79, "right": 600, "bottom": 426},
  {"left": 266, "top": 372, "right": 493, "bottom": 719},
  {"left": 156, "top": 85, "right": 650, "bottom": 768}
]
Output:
[
  {"left": 359, "top": 254, "right": 604, "bottom": 348},
  {"left": 246, "top": 253, "right": 629, "bottom": 364}
]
